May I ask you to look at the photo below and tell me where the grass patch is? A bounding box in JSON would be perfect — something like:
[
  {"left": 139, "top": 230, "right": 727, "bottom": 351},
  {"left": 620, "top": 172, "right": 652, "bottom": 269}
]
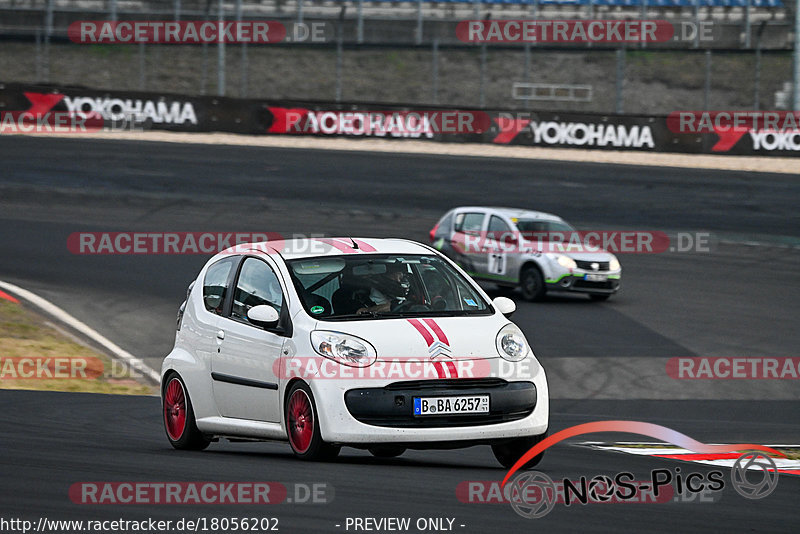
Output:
[{"left": 0, "top": 299, "right": 153, "bottom": 395}]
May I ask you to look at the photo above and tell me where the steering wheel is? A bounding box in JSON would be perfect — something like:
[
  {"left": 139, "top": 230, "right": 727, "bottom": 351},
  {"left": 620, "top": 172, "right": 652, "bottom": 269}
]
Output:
[{"left": 430, "top": 296, "right": 448, "bottom": 311}]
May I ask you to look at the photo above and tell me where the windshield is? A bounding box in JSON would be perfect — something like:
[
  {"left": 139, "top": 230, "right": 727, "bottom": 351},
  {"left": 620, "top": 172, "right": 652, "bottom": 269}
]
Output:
[
  {"left": 286, "top": 254, "right": 491, "bottom": 320},
  {"left": 515, "top": 219, "right": 577, "bottom": 240}
]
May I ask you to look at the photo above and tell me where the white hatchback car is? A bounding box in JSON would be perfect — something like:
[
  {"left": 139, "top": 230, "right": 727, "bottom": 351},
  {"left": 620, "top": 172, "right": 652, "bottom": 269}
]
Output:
[
  {"left": 430, "top": 207, "right": 622, "bottom": 301},
  {"left": 161, "top": 237, "right": 549, "bottom": 468}
]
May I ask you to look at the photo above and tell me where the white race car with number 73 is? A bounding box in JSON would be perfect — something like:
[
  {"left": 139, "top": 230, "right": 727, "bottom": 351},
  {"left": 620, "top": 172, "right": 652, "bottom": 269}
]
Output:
[{"left": 161, "top": 237, "right": 549, "bottom": 468}]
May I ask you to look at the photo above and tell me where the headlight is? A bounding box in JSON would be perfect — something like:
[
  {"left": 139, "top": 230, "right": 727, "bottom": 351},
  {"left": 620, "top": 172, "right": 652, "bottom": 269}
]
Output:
[
  {"left": 495, "top": 323, "right": 530, "bottom": 362},
  {"left": 554, "top": 254, "right": 577, "bottom": 269},
  {"left": 310, "top": 331, "right": 377, "bottom": 367},
  {"left": 609, "top": 257, "right": 621, "bottom": 271}
]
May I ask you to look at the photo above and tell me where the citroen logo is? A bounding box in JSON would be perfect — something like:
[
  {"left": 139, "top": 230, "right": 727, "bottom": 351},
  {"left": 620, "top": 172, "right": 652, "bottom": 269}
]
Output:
[{"left": 428, "top": 341, "right": 453, "bottom": 360}]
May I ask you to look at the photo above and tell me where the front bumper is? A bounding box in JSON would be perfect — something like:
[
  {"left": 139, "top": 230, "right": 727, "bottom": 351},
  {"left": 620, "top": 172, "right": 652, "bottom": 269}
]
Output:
[
  {"left": 309, "top": 362, "right": 549, "bottom": 445},
  {"left": 546, "top": 272, "right": 621, "bottom": 294},
  {"left": 344, "top": 379, "right": 536, "bottom": 428}
]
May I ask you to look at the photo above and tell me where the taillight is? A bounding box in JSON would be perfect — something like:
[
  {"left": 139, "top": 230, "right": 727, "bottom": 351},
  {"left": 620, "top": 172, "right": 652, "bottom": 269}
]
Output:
[{"left": 429, "top": 224, "right": 438, "bottom": 243}]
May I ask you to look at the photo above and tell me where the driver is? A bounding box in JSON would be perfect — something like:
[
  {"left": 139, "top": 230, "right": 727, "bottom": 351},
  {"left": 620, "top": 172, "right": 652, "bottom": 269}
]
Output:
[{"left": 356, "top": 262, "right": 409, "bottom": 315}]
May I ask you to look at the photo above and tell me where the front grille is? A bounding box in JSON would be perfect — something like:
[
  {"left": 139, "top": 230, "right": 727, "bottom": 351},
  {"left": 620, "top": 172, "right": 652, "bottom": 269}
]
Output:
[
  {"left": 573, "top": 279, "right": 618, "bottom": 290},
  {"left": 575, "top": 260, "right": 610, "bottom": 271},
  {"left": 384, "top": 378, "right": 507, "bottom": 390},
  {"left": 345, "top": 380, "right": 536, "bottom": 429}
]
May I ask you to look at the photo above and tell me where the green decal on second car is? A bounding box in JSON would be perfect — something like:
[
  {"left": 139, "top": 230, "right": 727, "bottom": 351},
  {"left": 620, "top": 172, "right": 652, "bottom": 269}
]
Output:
[{"left": 310, "top": 305, "right": 324, "bottom": 314}]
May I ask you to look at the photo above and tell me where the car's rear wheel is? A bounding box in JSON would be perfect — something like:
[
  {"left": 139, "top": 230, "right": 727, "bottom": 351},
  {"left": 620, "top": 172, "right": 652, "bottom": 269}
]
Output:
[
  {"left": 286, "top": 382, "right": 340, "bottom": 461},
  {"left": 163, "top": 374, "right": 210, "bottom": 450},
  {"left": 590, "top": 294, "right": 611, "bottom": 302},
  {"left": 519, "top": 266, "right": 545, "bottom": 302},
  {"left": 368, "top": 446, "right": 406, "bottom": 458},
  {"left": 492, "top": 433, "right": 547, "bottom": 469}
]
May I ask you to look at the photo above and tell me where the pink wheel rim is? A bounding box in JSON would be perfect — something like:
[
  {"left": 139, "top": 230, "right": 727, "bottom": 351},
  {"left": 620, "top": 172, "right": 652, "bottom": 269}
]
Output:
[
  {"left": 287, "top": 389, "right": 314, "bottom": 454},
  {"left": 164, "top": 378, "right": 187, "bottom": 441}
]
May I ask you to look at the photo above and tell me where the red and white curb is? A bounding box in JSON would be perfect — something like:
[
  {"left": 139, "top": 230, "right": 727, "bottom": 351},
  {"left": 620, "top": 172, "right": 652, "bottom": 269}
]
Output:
[
  {"left": 579, "top": 442, "right": 800, "bottom": 476},
  {"left": 0, "top": 280, "right": 160, "bottom": 384}
]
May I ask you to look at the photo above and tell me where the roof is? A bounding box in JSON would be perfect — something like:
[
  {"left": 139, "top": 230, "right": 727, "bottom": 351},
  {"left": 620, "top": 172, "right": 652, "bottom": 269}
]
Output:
[
  {"left": 219, "top": 237, "right": 433, "bottom": 260},
  {"left": 454, "top": 206, "right": 564, "bottom": 222}
]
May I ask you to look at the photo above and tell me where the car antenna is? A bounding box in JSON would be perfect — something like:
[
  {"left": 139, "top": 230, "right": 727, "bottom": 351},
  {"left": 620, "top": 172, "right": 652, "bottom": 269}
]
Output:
[{"left": 347, "top": 237, "right": 359, "bottom": 250}]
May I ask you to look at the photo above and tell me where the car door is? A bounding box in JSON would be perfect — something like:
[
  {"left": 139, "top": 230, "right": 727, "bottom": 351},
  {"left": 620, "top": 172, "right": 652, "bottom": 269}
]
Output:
[
  {"left": 212, "top": 256, "right": 286, "bottom": 422},
  {"left": 451, "top": 211, "right": 488, "bottom": 275},
  {"left": 485, "top": 214, "right": 519, "bottom": 282}
]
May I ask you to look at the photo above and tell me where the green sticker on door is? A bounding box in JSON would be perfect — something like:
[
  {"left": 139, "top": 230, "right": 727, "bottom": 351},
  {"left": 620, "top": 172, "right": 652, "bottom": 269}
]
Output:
[{"left": 310, "top": 305, "right": 324, "bottom": 314}]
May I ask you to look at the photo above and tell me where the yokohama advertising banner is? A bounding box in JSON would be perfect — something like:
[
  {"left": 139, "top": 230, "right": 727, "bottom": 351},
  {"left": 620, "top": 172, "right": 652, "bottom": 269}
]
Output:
[{"left": 2, "top": 82, "right": 796, "bottom": 156}]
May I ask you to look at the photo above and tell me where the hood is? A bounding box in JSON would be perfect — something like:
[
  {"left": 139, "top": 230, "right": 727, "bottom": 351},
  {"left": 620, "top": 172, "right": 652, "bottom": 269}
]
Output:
[
  {"left": 560, "top": 250, "right": 616, "bottom": 261},
  {"left": 314, "top": 315, "right": 507, "bottom": 361}
]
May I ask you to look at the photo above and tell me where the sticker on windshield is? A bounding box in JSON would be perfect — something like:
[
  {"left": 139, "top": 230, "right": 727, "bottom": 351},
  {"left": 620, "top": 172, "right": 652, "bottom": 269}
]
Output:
[
  {"left": 464, "top": 298, "right": 477, "bottom": 307},
  {"left": 310, "top": 305, "right": 325, "bottom": 314}
]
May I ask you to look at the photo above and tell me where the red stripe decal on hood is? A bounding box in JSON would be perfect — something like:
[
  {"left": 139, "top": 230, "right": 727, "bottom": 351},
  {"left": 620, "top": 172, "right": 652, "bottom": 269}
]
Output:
[
  {"left": 407, "top": 319, "right": 434, "bottom": 346},
  {"left": 422, "top": 318, "right": 449, "bottom": 346}
]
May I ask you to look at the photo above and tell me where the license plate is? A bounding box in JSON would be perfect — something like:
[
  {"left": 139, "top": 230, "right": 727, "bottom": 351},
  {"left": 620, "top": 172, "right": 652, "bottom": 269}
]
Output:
[
  {"left": 413, "top": 395, "right": 489, "bottom": 416},
  {"left": 584, "top": 273, "right": 608, "bottom": 282}
]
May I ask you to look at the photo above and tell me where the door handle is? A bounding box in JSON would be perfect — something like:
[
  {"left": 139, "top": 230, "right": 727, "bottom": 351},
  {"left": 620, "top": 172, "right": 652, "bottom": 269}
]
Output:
[{"left": 216, "top": 330, "right": 225, "bottom": 340}]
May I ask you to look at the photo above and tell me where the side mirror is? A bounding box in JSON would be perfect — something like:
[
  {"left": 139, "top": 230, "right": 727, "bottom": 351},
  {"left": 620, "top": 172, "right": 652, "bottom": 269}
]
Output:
[
  {"left": 247, "top": 304, "right": 280, "bottom": 328},
  {"left": 492, "top": 296, "right": 516, "bottom": 317}
]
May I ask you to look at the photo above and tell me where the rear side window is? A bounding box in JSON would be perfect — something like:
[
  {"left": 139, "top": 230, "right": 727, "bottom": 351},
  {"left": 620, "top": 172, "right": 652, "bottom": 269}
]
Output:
[
  {"left": 203, "top": 257, "right": 236, "bottom": 315},
  {"left": 454, "top": 212, "right": 485, "bottom": 234}
]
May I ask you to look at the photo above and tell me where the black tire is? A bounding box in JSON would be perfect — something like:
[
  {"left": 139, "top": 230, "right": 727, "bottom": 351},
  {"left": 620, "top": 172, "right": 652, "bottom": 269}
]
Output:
[
  {"left": 162, "top": 373, "right": 211, "bottom": 451},
  {"left": 285, "top": 381, "right": 340, "bottom": 461},
  {"left": 492, "top": 433, "right": 547, "bottom": 469},
  {"left": 368, "top": 446, "right": 406, "bottom": 458},
  {"left": 519, "top": 266, "right": 546, "bottom": 302},
  {"left": 590, "top": 294, "right": 611, "bottom": 302}
]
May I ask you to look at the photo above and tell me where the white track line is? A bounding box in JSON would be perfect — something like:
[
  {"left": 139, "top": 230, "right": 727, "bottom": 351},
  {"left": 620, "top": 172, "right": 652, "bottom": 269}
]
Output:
[{"left": 0, "top": 280, "right": 160, "bottom": 384}]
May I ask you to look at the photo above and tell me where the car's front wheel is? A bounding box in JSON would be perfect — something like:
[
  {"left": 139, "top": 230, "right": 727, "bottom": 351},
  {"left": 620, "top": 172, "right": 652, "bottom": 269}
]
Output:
[
  {"left": 519, "top": 266, "right": 545, "bottom": 302},
  {"left": 492, "top": 433, "right": 547, "bottom": 469},
  {"left": 163, "top": 374, "right": 210, "bottom": 451},
  {"left": 285, "top": 382, "right": 340, "bottom": 461}
]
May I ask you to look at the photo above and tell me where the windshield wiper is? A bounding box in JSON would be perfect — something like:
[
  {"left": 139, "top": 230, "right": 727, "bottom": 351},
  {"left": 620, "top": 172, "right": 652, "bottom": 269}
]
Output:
[
  {"left": 391, "top": 310, "right": 479, "bottom": 317},
  {"left": 322, "top": 311, "right": 381, "bottom": 320}
]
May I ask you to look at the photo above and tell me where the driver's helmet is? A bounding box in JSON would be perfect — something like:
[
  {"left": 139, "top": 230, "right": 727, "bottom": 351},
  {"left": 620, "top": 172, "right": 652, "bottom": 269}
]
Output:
[{"left": 385, "top": 262, "right": 410, "bottom": 299}]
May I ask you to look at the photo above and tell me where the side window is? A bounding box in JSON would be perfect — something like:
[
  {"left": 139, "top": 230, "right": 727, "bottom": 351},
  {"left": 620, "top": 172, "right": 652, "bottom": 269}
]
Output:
[
  {"left": 454, "top": 212, "right": 485, "bottom": 234},
  {"left": 488, "top": 215, "right": 512, "bottom": 239},
  {"left": 203, "top": 257, "right": 236, "bottom": 315},
  {"left": 231, "top": 258, "right": 284, "bottom": 325}
]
